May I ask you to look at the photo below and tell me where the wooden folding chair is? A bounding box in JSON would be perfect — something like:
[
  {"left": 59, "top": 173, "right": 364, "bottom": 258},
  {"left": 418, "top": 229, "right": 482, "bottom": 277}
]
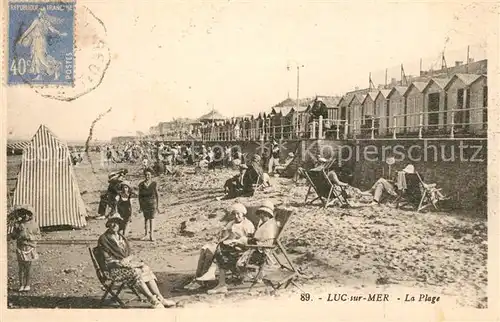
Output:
[
  {"left": 301, "top": 168, "right": 349, "bottom": 208},
  {"left": 88, "top": 247, "right": 143, "bottom": 307},
  {"left": 244, "top": 208, "right": 306, "bottom": 291},
  {"left": 395, "top": 172, "right": 445, "bottom": 212}
]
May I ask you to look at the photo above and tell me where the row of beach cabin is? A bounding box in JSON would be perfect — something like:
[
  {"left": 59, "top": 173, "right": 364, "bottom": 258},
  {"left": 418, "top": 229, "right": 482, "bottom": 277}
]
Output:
[{"left": 149, "top": 72, "right": 487, "bottom": 142}]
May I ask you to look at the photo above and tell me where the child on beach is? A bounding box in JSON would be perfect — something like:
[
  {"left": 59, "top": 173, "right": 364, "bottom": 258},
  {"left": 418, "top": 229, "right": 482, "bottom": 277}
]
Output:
[{"left": 9, "top": 205, "right": 41, "bottom": 292}]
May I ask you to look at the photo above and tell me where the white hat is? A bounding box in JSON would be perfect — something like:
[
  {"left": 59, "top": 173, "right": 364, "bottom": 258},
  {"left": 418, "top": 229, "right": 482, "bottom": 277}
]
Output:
[
  {"left": 257, "top": 200, "right": 274, "bottom": 218},
  {"left": 229, "top": 203, "right": 247, "bottom": 215},
  {"left": 402, "top": 164, "right": 415, "bottom": 174},
  {"left": 288, "top": 152, "right": 294, "bottom": 157},
  {"left": 318, "top": 157, "right": 328, "bottom": 163}
]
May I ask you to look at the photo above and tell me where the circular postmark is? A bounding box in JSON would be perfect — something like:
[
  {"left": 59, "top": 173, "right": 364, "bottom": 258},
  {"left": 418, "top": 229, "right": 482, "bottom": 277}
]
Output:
[{"left": 21, "top": 5, "right": 110, "bottom": 101}]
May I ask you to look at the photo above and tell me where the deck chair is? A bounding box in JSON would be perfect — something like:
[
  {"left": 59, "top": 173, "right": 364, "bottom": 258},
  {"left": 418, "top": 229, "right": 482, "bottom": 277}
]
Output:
[
  {"left": 301, "top": 168, "right": 349, "bottom": 208},
  {"left": 242, "top": 208, "right": 305, "bottom": 291},
  {"left": 89, "top": 247, "right": 143, "bottom": 307},
  {"left": 395, "top": 172, "right": 446, "bottom": 212}
]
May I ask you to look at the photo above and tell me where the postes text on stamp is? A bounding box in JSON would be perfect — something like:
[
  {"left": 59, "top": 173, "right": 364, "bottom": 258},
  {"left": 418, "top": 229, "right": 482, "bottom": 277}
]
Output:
[{"left": 8, "top": 1, "right": 75, "bottom": 86}]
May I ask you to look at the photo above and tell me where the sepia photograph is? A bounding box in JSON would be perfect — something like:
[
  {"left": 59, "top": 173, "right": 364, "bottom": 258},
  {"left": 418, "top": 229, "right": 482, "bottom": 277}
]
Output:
[{"left": 2, "top": 0, "right": 498, "bottom": 321}]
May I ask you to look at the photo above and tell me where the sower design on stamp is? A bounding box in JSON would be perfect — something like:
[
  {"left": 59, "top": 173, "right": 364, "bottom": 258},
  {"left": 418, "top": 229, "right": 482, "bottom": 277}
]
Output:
[{"left": 8, "top": 2, "right": 75, "bottom": 85}]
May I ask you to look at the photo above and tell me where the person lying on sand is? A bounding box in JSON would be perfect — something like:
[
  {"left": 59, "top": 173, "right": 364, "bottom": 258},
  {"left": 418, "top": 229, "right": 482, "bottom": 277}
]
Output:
[
  {"left": 183, "top": 203, "right": 255, "bottom": 291},
  {"left": 97, "top": 214, "right": 176, "bottom": 308}
]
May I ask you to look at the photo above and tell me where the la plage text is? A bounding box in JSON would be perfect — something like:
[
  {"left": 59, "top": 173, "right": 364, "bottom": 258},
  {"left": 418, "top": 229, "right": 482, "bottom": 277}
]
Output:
[{"left": 302, "top": 293, "right": 440, "bottom": 304}]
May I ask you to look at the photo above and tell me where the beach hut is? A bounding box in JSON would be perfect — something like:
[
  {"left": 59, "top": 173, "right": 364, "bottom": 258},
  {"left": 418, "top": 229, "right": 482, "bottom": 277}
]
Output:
[
  {"left": 337, "top": 94, "right": 350, "bottom": 124},
  {"left": 444, "top": 74, "right": 487, "bottom": 134},
  {"left": 347, "top": 94, "right": 365, "bottom": 135},
  {"left": 422, "top": 77, "right": 452, "bottom": 132},
  {"left": 403, "top": 82, "right": 427, "bottom": 133},
  {"left": 374, "top": 90, "right": 391, "bottom": 135},
  {"left": 12, "top": 125, "right": 87, "bottom": 229},
  {"left": 387, "top": 86, "right": 408, "bottom": 134}
]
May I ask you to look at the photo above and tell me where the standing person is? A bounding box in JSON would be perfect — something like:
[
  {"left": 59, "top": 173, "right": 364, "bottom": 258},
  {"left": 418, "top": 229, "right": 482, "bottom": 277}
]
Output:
[
  {"left": 9, "top": 205, "right": 41, "bottom": 292},
  {"left": 268, "top": 140, "right": 280, "bottom": 174},
  {"left": 115, "top": 181, "right": 137, "bottom": 235},
  {"left": 138, "top": 170, "right": 160, "bottom": 241}
]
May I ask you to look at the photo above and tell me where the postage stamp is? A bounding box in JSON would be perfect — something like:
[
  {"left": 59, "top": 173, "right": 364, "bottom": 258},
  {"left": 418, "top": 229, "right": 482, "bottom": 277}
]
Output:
[{"left": 7, "top": 2, "right": 75, "bottom": 86}]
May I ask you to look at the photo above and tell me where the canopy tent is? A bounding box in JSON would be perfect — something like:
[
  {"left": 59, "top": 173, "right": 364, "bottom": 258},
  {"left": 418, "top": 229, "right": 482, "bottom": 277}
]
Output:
[
  {"left": 198, "top": 109, "right": 226, "bottom": 122},
  {"left": 11, "top": 125, "right": 88, "bottom": 228}
]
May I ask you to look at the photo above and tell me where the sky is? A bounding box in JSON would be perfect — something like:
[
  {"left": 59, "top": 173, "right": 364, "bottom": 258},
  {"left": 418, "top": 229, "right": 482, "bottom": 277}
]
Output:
[{"left": 6, "top": 1, "right": 497, "bottom": 141}]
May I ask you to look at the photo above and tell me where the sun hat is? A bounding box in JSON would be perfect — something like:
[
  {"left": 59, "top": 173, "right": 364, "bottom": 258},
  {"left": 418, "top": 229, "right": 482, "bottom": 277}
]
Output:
[
  {"left": 257, "top": 200, "right": 274, "bottom": 218},
  {"left": 119, "top": 180, "right": 132, "bottom": 189},
  {"left": 106, "top": 213, "right": 123, "bottom": 228},
  {"left": 318, "top": 157, "right": 328, "bottom": 163},
  {"left": 229, "top": 203, "right": 247, "bottom": 215},
  {"left": 10, "top": 204, "right": 35, "bottom": 222},
  {"left": 288, "top": 152, "right": 294, "bottom": 157},
  {"left": 402, "top": 164, "right": 415, "bottom": 174}
]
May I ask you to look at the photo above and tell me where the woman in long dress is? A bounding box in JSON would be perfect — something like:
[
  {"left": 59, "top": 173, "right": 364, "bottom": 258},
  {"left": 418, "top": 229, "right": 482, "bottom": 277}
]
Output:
[
  {"left": 138, "top": 170, "right": 159, "bottom": 241},
  {"left": 97, "top": 215, "right": 175, "bottom": 308},
  {"left": 17, "top": 8, "right": 67, "bottom": 81}
]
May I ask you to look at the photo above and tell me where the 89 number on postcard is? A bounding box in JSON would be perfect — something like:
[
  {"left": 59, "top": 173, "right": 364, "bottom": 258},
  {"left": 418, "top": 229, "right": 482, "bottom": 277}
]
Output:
[{"left": 8, "top": 1, "right": 75, "bottom": 86}]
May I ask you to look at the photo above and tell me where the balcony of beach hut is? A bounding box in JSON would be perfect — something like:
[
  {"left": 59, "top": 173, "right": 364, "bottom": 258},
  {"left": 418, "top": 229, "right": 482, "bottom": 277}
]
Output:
[
  {"left": 422, "top": 77, "right": 452, "bottom": 133},
  {"left": 403, "top": 82, "right": 427, "bottom": 134},
  {"left": 444, "top": 74, "right": 487, "bottom": 135}
]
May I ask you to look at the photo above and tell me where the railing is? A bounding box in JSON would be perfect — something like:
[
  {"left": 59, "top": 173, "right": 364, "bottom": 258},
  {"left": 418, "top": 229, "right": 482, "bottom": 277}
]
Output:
[{"left": 153, "top": 105, "right": 487, "bottom": 142}]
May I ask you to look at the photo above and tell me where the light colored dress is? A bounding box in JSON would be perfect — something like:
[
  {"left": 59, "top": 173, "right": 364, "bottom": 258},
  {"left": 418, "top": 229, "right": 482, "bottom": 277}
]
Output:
[{"left": 12, "top": 220, "right": 40, "bottom": 262}]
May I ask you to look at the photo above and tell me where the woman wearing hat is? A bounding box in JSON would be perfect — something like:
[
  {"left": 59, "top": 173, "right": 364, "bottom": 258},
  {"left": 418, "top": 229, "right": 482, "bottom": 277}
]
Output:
[
  {"left": 194, "top": 203, "right": 255, "bottom": 294},
  {"left": 115, "top": 181, "right": 138, "bottom": 235},
  {"left": 98, "top": 214, "right": 176, "bottom": 308},
  {"left": 9, "top": 205, "right": 41, "bottom": 292},
  {"left": 235, "top": 200, "right": 280, "bottom": 283},
  {"left": 138, "top": 169, "right": 160, "bottom": 241}
]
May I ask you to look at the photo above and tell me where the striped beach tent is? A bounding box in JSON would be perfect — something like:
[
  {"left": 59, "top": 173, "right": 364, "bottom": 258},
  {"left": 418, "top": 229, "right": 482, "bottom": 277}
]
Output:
[
  {"left": 7, "top": 141, "right": 30, "bottom": 150},
  {"left": 12, "top": 125, "right": 87, "bottom": 228}
]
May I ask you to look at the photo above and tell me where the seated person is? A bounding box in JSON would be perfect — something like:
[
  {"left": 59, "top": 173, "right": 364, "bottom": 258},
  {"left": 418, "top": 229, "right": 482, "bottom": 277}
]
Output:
[
  {"left": 223, "top": 164, "right": 248, "bottom": 198},
  {"left": 97, "top": 214, "right": 176, "bottom": 308},
  {"left": 274, "top": 152, "right": 295, "bottom": 175},
  {"left": 363, "top": 164, "right": 416, "bottom": 205},
  {"left": 185, "top": 203, "right": 255, "bottom": 291},
  {"left": 242, "top": 154, "right": 265, "bottom": 195},
  {"left": 235, "top": 200, "right": 280, "bottom": 280}
]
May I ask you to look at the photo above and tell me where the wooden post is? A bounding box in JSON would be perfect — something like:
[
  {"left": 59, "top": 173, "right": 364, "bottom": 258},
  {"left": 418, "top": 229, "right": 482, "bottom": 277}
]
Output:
[
  {"left": 318, "top": 115, "right": 323, "bottom": 139},
  {"left": 392, "top": 115, "right": 397, "bottom": 139},
  {"left": 418, "top": 112, "right": 423, "bottom": 139},
  {"left": 371, "top": 116, "right": 375, "bottom": 140},
  {"left": 280, "top": 118, "right": 284, "bottom": 140},
  {"left": 344, "top": 120, "right": 348, "bottom": 138},
  {"left": 336, "top": 119, "right": 340, "bottom": 140},
  {"left": 450, "top": 110, "right": 455, "bottom": 139},
  {"left": 311, "top": 122, "right": 316, "bottom": 139}
]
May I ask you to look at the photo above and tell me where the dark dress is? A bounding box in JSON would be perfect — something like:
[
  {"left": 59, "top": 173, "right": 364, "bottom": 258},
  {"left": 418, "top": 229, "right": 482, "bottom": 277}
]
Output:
[
  {"left": 116, "top": 192, "right": 137, "bottom": 229},
  {"left": 138, "top": 181, "right": 158, "bottom": 220}
]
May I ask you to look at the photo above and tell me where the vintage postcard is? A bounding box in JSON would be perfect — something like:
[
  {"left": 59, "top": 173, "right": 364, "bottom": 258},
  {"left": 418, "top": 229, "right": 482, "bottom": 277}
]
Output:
[{"left": 1, "top": 1, "right": 499, "bottom": 321}]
